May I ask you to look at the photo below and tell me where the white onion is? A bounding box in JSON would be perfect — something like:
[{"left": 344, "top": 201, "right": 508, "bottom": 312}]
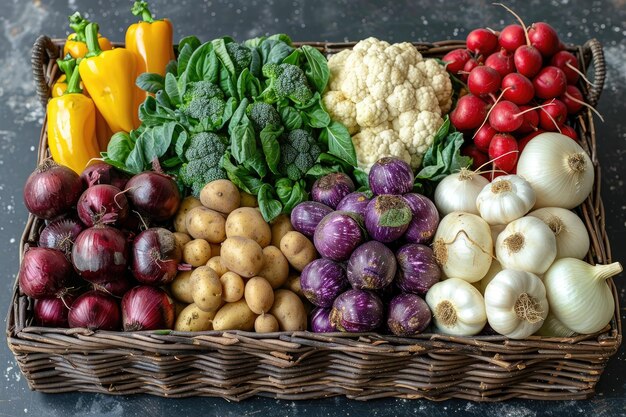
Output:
[
  {"left": 434, "top": 169, "right": 489, "bottom": 216},
  {"left": 496, "top": 216, "right": 557, "bottom": 275},
  {"left": 528, "top": 207, "right": 590, "bottom": 260}
]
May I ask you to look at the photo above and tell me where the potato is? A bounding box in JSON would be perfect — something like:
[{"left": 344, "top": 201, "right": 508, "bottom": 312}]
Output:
[
  {"left": 270, "top": 214, "right": 294, "bottom": 248},
  {"left": 244, "top": 277, "right": 274, "bottom": 314},
  {"left": 212, "top": 299, "right": 257, "bottom": 331},
  {"left": 254, "top": 313, "right": 279, "bottom": 333},
  {"left": 284, "top": 274, "right": 303, "bottom": 298},
  {"left": 206, "top": 256, "right": 228, "bottom": 277},
  {"left": 240, "top": 192, "right": 258, "bottom": 208},
  {"left": 174, "top": 197, "right": 202, "bottom": 233},
  {"left": 270, "top": 289, "right": 307, "bottom": 331},
  {"left": 209, "top": 243, "right": 221, "bottom": 257},
  {"left": 258, "top": 246, "right": 289, "bottom": 289},
  {"left": 200, "top": 179, "right": 240, "bottom": 214},
  {"left": 220, "top": 271, "right": 244, "bottom": 303},
  {"left": 182, "top": 239, "right": 212, "bottom": 267},
  {"left": 190, "top": 266, "right": 223, "bottom": 312},
  {"left": 173, "top": 232, "right": 192, "bottom": 251},
  {"left": 174, "top": 300, "right": 188, "bottom": 318},
  {"left": 225, "top": 207, "right": 271, "bottom": 248},
  {"left": 280, "top": 231, "right": 317, "bottom": 272},
  {"left": 186, "top": 206, "right": 226, "bottom": 243},
  {"left": 170, "top": 270, "right": 195, "bottom": 303},
  {"left": 221, "top": 236, "right": 265, "bottom": 278},
  {"left": 174, "top": 303, "right": 215, "bottom": 332}
]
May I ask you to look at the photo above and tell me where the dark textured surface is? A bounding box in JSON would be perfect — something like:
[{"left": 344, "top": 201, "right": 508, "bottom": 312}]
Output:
[{"left": 1, "top": 0, "right": 624, "bottom": 416}]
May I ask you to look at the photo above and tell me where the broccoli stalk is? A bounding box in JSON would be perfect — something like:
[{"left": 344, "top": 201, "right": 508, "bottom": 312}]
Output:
[
  {"left": 261, "top": 63, "right": 313, "bottom": 105},
  {"left": 279, "top": 129, "right": 321, "bottom": 181},
  {"left": 179, "top": 132, "right": 228, "bottom": 196}
]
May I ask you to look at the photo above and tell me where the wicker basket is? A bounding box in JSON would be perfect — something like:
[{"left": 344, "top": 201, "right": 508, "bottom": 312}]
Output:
[{"left": 6, "top": 36, "right": 620, "bottom": 401}]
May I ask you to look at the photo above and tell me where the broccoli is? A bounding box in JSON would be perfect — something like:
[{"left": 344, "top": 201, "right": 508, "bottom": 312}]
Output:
[
  {"left": 226, "top": 42, "right": 252, "bottom": 74},
  {"left": 179, "top": 132, "right": 228, "bottom": 196},
  {"left": 179, "top": 81, "right": 226, "bottom": 126},
  {"left": 262, "top": 63, "right": 313, "bottom": 104},
  {"left": 246, "top": 101, "right": 281, "bottom": 132},
  {"left": 279, "top": 129, "right": 321, "bottom": 181}
]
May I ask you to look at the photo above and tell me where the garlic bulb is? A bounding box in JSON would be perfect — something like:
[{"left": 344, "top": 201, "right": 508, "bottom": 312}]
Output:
[
  {"left": 496, "top": 216, "right": 557, "bottom": 275},
  {"left": 527, "top": 207, "right": 590, "bottom": 260},
  {"left": 484, "top": 269, "right": 549, "bottom": 339},
  {"left": 535, "top": 312, "right": 576, "bottom": 338},
  {"left": 544, "top": 258, "right": 622, "bottom": 334},
  {"left": 434, "top": 169, "right": 489, "bottom": 216},
  {"left": 425, "top": 278, "right": 487, "bottom": 336},
  {"left": 433, "top": 212, "right": 493, "bottom": 283},
  {"left": 516, "top": 132, "right": 594, "bottom": 209},
  {"left": 479, "top": 259, "right": 503, "bottom": 295},
  {"left": 476, "top": 175, "right": 536, "bottom": 225}
]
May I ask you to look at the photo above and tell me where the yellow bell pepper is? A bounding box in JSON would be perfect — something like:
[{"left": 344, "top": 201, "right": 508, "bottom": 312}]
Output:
[
  {"left": 47, "top": 59, "right": 100, "bottom": 174},
  {"left": 63, "top": 12, "right": 112, "bottom": 59},
  {"left": 79, "top": 22, "right": 140, "bottom": 133}
]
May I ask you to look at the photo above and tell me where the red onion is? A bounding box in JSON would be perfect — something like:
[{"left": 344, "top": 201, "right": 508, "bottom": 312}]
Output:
[
  {"left": 395, "top": 244, "right": 441, "bottom": 295},
  {"left": 347, "top": 241, "right": 397, "bottom": 290},
  {"left": 300, "top": 259, "right": 349, "bottom": 307},
  {"left": 336, "top": 191, "right": 372, "bottom": 217},
  {"left": 19, "top": 247, "right": 73, "bottom": 299},
  {"left": 23, "top": 160, "right": 83, "bottom": 220},
  {"left": 131, "top": 228, "right": 180, "bottom": 285},
  {"left": 77, "top": 184, "right": 129, "bottom": 227},
  {"left": 368, "top": 157, "right": 414, "bottom": 195},
  {"left": 93, "top": 274, "right": 135, "bottom": 297},
  {"left": 330, "top": 289, "right": 383, "bottom": 332},
  {"left": 403, "top": 193, "right": 439, "bottom": 244},
  {"left": 81, "top": 162, "right": 129, "bottom": 190},
  {"left": 290, "top": 201, "right": 333, "bottom": 238},
  {"left": 121, "top": 286, "right": 175, "bottom": 331},
  {"left": 387, "top": 293, "right": 432, "bottom": 336},
  {"left": 313, "top": 211, "right": 366, "bottom": 261},
  {"left": 34, "top": 295, "right": 75, "bottom": 327},
  {"left": 38, "top": 217, "right": 84, "bottom": 256},
  {"left": 364, "top": 195, "right": 412, "bottom": 243},
  {"left": 68, "top": 290, "right": 121, "bottom": 330},
  {"left": 126, "top": 172, "right": 181, "bottom": 221},
  {"left": 310, "top": 307, "right": 336, "bottom": 333},
  {"left": 311, "top": 173, "right": 355, "bottom": 209},
  {"left": 72, "top": 225, "right": 129, "bottom": 284}
]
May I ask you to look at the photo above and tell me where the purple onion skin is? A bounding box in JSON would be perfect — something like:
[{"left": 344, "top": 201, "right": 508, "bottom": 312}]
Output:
[
  {"left": 19, "top": 248, "right": 73, "bottom": 299},
  {"left": 369, "top": 157, "right": 414, "bottom": 196},
  {"left": 23, "top": 160, "right": 83, "bottom": 220},
  {"left": 395, "top": 244, "right": 441, "bottom": 295},
  {"left": 34, "top": 295, "right": 75, "bottom": 327},
  {"left": 300, "top": 259, "right": 349, "bottom": 307},
  {"left": 94, "top": 274, "right": 135, "bottom": 297},
  {"left": 77, "top": 184, "right": 129, "bottom": 227},
  {"left": 68, "top": 290, "right": 121, "bottom": 330},
  {"left": 131, "top": 228, "right": 180, "bottom": 286},
  {"left": 336, "top": 192, "right": 371, "bottom": 217},
  {"left": 311, "top": 173, "right": 355, "bottom": 209},
  {"left": 313, "top": 211, "right": 365, "bottom": 261},
  {"left": 81, "top": 162, "right": 129, "bottom": 190},
  {"left": 122, "top": 286, "right": 175, "bottom": 331},
  {"left": 310, "top": 307, "right": 337, "bottom": 332},
  {"left": 126, "top": 172, "right": 181, "bottom": 221},
  {"left": 347, "top": 241, "right": 397, "bottom": 290},
  {"left": 291, "top": 201, "right": 333, "bottom": 238},
  {"left": 72, "top": 226, "right": 130, "bottom": 284},
  {"left": 403, "top": 193, "right": 439, "bottom": 244},
  {"left": 38, "top": 217, "right": 84, "bottom": 256},
  {"left": 364, "top": 195, "right": 412, "bottom": 243},
  {"left": 387, "top": 293, "right": 432, "bottom": 336},
  {"left": 330, "top": 289, "right": 384, "bottom": 332}
]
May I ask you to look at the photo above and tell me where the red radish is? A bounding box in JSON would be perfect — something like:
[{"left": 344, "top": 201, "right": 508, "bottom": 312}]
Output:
[
  {"left": 466, "top": 29, "right": 498, "bottom": 55},
  {"left": 538, "top": 99, "right": 567, "bottom": 131},
  {"left": 518, "top": 130, "right": 546, "bottom": 153},
  {"left": 468, "top": 66, "right": 501, "bottom": 96},
  {"left": 450, "top": 94, "right": 489, "bottom": 131},
  {"left": 528, "top": 22, "right": 560, "bottom": 57},
  {"left": 489, "top": 101, "right": 523, "bottom": 132},
  {"left": 533, "top": 66, "right": 567, "bottom": 99},
  {"left": 461, "top": 144, "right": 488, "bottom": 171},
  {"left": 501, "top": 73, "right": 535, "bottom": 104},
  {"left": 515, "top": 105, "right": 539, "bottom": 134},
  {"left": 499, "top": 24, "right": 526, "bottom": 51},
  {"left": 461, "top": 58, "right": 482, "bottom": 82},
  {"left": 550, "top": 50, "right": 580, "bottom": 84},
  {"left": 442, "top": 49, "right": 472, "bottom": 74},
  {"left": 474, "top": 124, "right": 497, "bottom": 152},
  {"left": 561, "top": 85, "right": 584, "bottom": 114},
  {"left": 485, "top": 48, "right": 515, "bottom": 78},
  {"left": 514, "top": 45, "right": 543, "bottom": 78},
  {"left": 489, "top": 133, "right": 518, "bottom": 172},
  {"left": 560, "top": 124, "right": 578, "bottom": 141}
]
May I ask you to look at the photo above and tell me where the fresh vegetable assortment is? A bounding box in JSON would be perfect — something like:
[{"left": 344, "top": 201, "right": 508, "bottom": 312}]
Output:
[{"left": 19, "top": 3, "right": 620, "bottom": 341}]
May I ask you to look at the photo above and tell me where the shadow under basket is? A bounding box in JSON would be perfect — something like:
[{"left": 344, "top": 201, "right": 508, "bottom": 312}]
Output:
[{"left": 6, "top": 36, "right": 621, "bottom": 401}]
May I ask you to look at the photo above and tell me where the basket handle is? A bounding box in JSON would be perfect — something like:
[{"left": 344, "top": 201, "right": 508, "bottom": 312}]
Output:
[
  {"left": 583, "top": 38, "right": 605, "bottom": 108},
  {"left": 31, "top": 35, "right": 59, "bottom": 109}
]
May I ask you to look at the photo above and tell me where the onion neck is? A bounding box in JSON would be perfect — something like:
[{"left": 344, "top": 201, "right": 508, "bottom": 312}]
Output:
[
  {"left": 593, "top": 262, "right": 623, "bottom": 282},
  {"left": 546, "top": 215, "right": 564, "bottom": 236}
]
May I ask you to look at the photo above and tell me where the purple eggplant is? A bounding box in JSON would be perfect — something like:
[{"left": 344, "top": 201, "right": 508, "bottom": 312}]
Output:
[
  {"left": 369, "top": 157, "right": 414, "bottom": 195},
  {"left": 395, "top": 244, "right": 441, "bottom": 295},
  {"left": 311, "top": 173, "right": 355, "bottom": 209},
  {"left": 347, "top": 241, "right": 396, "bottom": 290},
  {"left": 291, "top": 201, "right": 333, "bottom": 238},
  {"left": 300, "top": 259, "right": 349, "bottom": 307},
  {"left": 336, "top": 191, "right": 372, "bottom": 217},
  {"left": 364, "top": 195, "right": 412, "bottom": 243},
  {"left": 387, "top": 293, "right": 432, "bottom": 336},
  {"left": 330, "top": 289, "right": 383, "bottom": 332},
  {"left": 310, "top": 307, "right": 337, "bottom": 333},
  {"left": 403, "top": 193, "right": 439, "bottom": 244},
  {"left": 313, "top": 211, "right": 365, "bottom": 261}
]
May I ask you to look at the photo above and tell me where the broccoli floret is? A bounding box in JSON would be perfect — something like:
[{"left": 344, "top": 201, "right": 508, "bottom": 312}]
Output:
[
  {"left": 279, "top": 129, "right": 321, "bottom": 181},
  {"left": 246, "top": 101, "right": 281, "bottom": 132},
  {"left": 179, "top": 81, "right": 226, "bottom": 126},
  {"left": 262, "top": 63, "right": 313, "bottom": 104},
  {"left": 179, "top": 132, "right": 228, "bottom": 196},
  {"left": 226, "top": 42, "right": 252, "bottom": 74}
]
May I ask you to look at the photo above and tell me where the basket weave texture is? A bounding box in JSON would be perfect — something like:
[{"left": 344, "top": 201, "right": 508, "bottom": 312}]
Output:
[{"left": 6, "top": 36, "right": 620, "bottom": 401}]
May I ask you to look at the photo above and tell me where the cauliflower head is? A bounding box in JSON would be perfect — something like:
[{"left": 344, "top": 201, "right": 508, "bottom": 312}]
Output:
[{"left": 322, "top": 37, "right": 453, "bottom": 172}]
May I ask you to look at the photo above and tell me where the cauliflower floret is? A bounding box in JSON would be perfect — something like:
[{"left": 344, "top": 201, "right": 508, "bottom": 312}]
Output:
[{"left": 324, "top": 37, "right": 453, "bottom": 171}]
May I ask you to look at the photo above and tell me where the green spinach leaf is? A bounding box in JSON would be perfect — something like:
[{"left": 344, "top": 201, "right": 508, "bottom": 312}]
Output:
[
  {"left": 212, "top": 38, "right": 236, "bottom": 76},
  {"left": 321, "top": 121, "right": 357, "bottom": 166},
  {"left": 301, "top": 45, "right": 330, "bottom": 93},
  {"left": 136, "top": 73, "right": 164, "bottom": 94},
  {"left": 257, "top": 184, "right": 283, "bottom": 222},
  {"left": 259, "top": 123, "right": 283, "bottom": 175},
  {"left": 230, "top": 117, "right": 257, "bottom": 163},
  {"left": 279, "top": 106, "right": 303, "bottom": 130}
]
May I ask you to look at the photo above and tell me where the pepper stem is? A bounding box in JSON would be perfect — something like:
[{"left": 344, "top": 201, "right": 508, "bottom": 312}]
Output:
[
  {"left": 68, "top": 12, "right": 89, "bottom": 42},
  {"left": 131, "top": 1, "right": 155, "bottom": 23},
  {"left": 84, "top": 22, "right": 103, "bottom": 58},
  {"left": 57, "top": 58, "right": 82, "bottom": 95}
]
